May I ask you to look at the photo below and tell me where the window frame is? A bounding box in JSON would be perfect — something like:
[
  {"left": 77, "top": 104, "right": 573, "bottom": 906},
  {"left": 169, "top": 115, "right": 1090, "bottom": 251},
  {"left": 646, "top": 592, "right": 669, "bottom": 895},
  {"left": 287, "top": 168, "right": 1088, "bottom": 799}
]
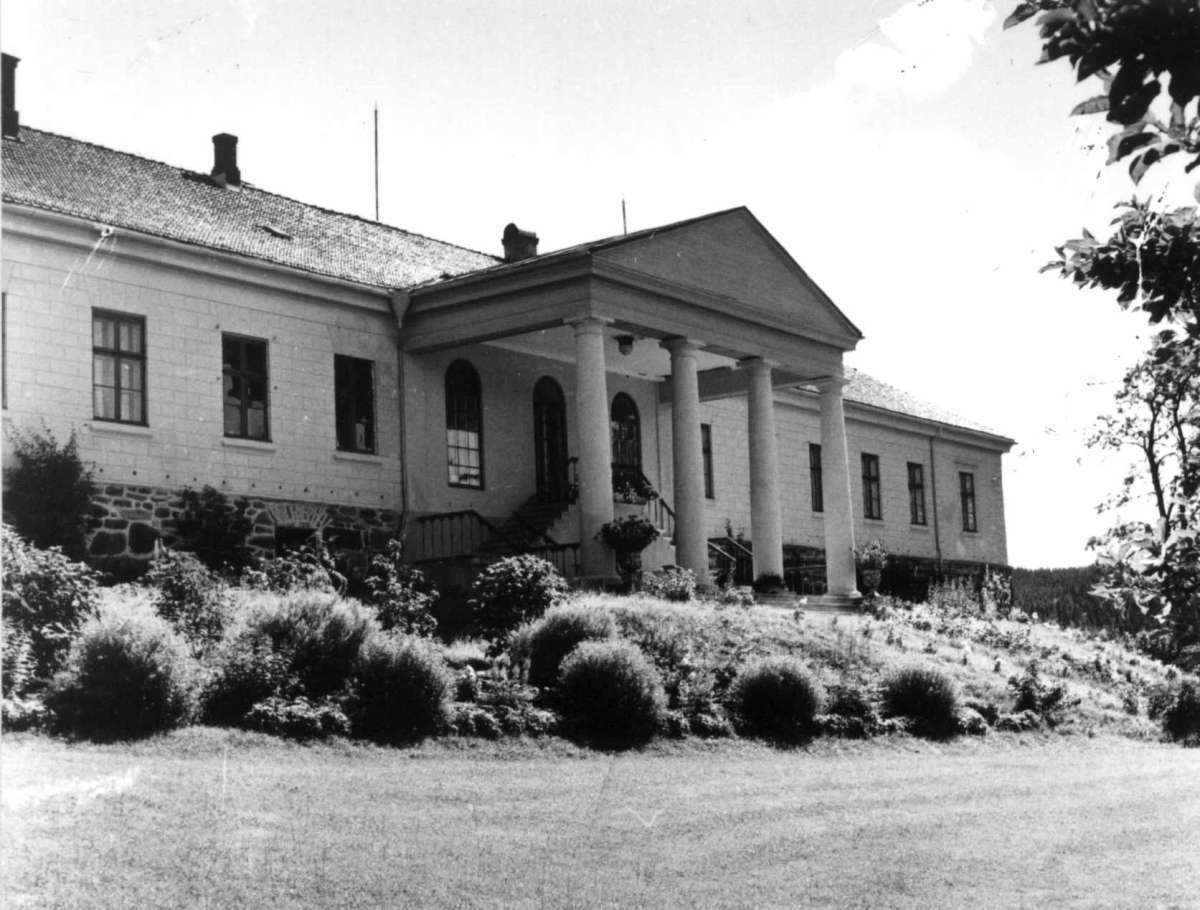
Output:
[
  {"left": 222, "top": 333, "right": 270, "bottom": 442},
  {"left": 334, "top": 354, "right": 376, "bottom": 454},
  {"left": 445, "top": 359, "right": 484, "bottom": 490},
  {"left": 92, "top": 308, "right": 148, "bottom": 426},
  {"left": 907, "top": 461, "right": 927, "bottom": 526},
  {"left": 960, "top": 471, "right": 978, "bottom": 532},
  {"left": 701, "top": 422, "right": 715, "bottom": 500},
  {"left": 861, "top": 452, "right": 882, "bottom": 520},
  {"left": 809, "top": 443, "right": 824, "bottom": 513}
]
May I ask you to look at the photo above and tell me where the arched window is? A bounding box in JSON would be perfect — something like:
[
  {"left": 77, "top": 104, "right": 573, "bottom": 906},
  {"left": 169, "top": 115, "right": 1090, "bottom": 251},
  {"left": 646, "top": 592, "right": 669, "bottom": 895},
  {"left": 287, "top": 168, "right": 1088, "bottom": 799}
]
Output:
[
  {"left": 610, "top": 392, "right": 641, "bottom": 488},
  {"left": 445, "top": 359, "right": 483, "bottom": 489}
]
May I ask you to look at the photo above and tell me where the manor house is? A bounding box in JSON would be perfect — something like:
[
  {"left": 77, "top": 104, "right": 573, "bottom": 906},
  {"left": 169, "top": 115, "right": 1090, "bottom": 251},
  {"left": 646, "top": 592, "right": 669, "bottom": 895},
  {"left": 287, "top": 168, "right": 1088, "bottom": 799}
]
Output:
[{"left": 0, "top": 54, "right": 1013, "bottom": 603}]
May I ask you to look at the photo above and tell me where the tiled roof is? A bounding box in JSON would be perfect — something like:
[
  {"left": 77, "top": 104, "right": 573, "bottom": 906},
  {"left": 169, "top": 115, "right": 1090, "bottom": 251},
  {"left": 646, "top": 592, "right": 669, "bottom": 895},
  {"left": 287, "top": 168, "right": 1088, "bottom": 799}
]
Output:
[
  {"left": 2, "top": 128, "right": 499, "bottom": 289},
  {"left": 841, "top": 368, "right": 1011, "bottom": 442}
]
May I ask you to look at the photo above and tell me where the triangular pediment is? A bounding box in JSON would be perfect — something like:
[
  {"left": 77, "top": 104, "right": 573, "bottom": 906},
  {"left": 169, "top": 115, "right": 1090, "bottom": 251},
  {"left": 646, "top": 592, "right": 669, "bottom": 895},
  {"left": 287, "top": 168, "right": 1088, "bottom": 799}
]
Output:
[{"left": 592, "top": 207, "right": 862, "bottom": 349}]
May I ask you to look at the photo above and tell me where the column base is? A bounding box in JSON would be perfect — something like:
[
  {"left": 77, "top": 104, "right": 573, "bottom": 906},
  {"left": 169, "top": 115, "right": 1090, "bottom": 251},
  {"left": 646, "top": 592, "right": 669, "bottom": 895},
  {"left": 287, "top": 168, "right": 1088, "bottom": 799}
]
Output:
[{"left": 808, "top": 592, "right": 864, "bottom": 610}]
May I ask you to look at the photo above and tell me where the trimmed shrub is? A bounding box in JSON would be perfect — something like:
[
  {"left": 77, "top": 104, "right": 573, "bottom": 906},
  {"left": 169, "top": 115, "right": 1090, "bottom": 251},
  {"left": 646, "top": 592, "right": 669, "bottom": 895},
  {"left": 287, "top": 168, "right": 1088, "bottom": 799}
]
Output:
[
  {"left": 882, "top": 666, "right": 960, "bottom": 738},
  {"left": 361, "top": 540, "right": 438, "bottom": 636},
  {"left": 203, "top": 592, "right": 376, "bottom": 725},
  {"left": 642, "top": 567, "right": 698, "bottom": 602},
  {"left": 557, "top": 640, "right": 666, "bottom": 744},
  {"left": 751, "top": 573, "right": 786, "bottom": 594},
  {"left": 1162, "top": 681, "right": 1200, "bottom": 745},
  {"left": 526, "top": 606, "right": 618, "bottom": 688},
  {"left": 244, "top": 696, "right": 351, "bottom": 740},
  {"left": 352, "top": 634, "right": 452, "bottom": 742},
  {"left": 729, "top": 657, "right": 823, "bottom": 742},
  {"left": 3, "top": 427, "right": 93, "bottom": 558},
  {"left": 469, "top": 555, "right": 568, "bottom": 646},
  {"left": 1, "top": 526, "right": 101, "bottom": 679},
  {"left": 45, "top": 603, "right": 197, "bottom": 740},
  {"left": 145, "top": 548, "right": 227, "bottom": 649}
]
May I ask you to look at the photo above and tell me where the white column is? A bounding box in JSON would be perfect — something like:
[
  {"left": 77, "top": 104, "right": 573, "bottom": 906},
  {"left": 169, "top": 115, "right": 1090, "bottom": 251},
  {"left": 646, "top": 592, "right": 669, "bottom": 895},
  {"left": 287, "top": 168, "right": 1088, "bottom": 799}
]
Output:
[
  {"left": 743, "top": 357, "right": 784, "bottom": 580},
  {"left": 572, "top": 317, "right": 614, "bottom": 578},
  {"left": 662, "top": 337, "right": 708, "bottom": 581},
  {"left": 818, "top": 377, "right": 861, "bottom": 602}
]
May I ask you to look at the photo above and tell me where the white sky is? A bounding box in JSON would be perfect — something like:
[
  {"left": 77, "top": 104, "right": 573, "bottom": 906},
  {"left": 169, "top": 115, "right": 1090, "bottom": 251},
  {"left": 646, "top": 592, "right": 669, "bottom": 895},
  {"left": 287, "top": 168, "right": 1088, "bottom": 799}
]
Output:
[{"left": 2, "top": 0, "right": 1167, "bottom": 568}]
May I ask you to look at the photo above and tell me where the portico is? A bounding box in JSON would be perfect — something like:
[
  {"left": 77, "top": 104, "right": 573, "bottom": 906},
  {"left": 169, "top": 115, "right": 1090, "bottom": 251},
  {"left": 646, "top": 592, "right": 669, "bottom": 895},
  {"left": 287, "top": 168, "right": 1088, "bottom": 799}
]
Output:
[{"left": 397, "top": 207, "right": 864, "bottom": 600}]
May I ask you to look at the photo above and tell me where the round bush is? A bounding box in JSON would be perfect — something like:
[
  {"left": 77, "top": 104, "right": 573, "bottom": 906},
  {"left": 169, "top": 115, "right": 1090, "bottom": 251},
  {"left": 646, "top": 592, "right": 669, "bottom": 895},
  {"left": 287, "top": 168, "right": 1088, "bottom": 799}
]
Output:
[
  {"left": 352, "top": 634, "right": 452, "bottom": 742},
  {"left": 882, "top": 665, "right": 960, "bottom": 738},
  {"left": 557, "top": 640, "right": 666, "bottom": 744},
  {"left": 203, "top": 592, "right": 377, "bottom": 725},
  {"left": 470, "top": 555, "right": 567, "bottom": 646},
  {"left": 45, "top": 603, "right": 197, "bottom": 740},
  {"left": 526, "top": 606, "right": 617, "bottom": 688},
  {"left": 729, "top": 657, "right": 823, "bottom": 741},
  {"left": 642, "top": 567, "right": 697, "bottom": 602}
]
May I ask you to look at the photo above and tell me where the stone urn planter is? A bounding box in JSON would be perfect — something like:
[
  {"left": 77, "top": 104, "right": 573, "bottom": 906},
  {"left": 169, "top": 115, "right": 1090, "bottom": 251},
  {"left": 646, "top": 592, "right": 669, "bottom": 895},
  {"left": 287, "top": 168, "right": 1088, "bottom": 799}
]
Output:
[
  {"left": 598, "top": 515, "right": 661, "bottom": 591},
  {"left": 859, "top": 567, "right": 883, "bottom": 596}
]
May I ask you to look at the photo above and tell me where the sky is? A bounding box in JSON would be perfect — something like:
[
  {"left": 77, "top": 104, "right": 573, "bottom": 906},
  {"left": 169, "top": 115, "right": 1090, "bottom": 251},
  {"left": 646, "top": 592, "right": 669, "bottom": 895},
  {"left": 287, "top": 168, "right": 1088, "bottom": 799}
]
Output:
[{"left": 1, "top": 0, "right": 1170, "bottom": 568}]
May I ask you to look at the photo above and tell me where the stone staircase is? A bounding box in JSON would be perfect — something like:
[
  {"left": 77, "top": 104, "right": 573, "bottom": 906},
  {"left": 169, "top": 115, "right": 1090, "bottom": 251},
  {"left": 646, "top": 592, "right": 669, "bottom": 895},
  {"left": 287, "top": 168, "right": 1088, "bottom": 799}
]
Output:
[{"left": 478, "top": 496, "right": 570, "bottom": 555}]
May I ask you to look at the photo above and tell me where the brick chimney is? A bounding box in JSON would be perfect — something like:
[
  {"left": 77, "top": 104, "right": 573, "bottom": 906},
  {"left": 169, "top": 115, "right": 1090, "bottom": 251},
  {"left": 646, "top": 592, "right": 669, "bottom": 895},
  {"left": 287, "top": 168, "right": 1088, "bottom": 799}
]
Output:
[
  {"left": 502, "top": 223, "right": 538, "bottom": 263},
  {"left": 2, "top": 54, "right": 20, "bottom": 139},
  {"left": 211, "top": 133, "right": 241, "bottom": 186}
]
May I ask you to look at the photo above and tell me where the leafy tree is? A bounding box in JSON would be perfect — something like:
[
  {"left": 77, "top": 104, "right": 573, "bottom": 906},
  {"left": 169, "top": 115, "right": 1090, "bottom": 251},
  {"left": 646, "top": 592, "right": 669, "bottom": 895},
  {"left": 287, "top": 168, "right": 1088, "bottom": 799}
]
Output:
[
  {"left": 1009, "top": 0, "right": 1200, "bottom": 664},
  {"left": 3, "top": 427, "right": 94, "bottom": 558}
]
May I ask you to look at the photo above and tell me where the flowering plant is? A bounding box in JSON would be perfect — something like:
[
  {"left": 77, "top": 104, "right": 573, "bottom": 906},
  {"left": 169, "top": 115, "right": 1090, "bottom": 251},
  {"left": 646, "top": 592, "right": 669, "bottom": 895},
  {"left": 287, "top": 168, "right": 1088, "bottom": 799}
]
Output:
[
  {"left": 612, "top": 474, "right": 659, "bottom": 504},
  {"left": 597, "top": 515, "right": 660, "bottom": 553},
  {"left": 854, "top": 539, "right": 888, "bottom": 570}
]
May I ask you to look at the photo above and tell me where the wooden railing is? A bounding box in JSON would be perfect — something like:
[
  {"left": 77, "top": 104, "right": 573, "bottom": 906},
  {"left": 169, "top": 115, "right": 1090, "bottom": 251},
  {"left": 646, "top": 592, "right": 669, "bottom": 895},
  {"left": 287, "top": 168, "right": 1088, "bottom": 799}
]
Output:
[
  {"left": 412, "top": 510, "right": 581, "bottom": 577},
  {"left": 708, "top": 536, "right": 754, "bottom": 586},
  {"left": 531, "top": 543, "right": 581, "bottom": 577},
  {"left": 411, "top": 510, "right": 518, "bottom": 563}
]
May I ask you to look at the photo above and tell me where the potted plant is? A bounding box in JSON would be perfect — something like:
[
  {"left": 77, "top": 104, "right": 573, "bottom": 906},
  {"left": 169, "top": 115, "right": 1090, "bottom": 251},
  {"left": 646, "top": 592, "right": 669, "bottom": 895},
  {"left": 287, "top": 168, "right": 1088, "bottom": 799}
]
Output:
[
  {"left": 612, "top": 473, "right": 659, "bottom": 504},
  {"left": 598, "top": 515, "right": 661, "bottom": 586},
  {"left": 854, "top": 539, "right": 888, "bottom": 596}
]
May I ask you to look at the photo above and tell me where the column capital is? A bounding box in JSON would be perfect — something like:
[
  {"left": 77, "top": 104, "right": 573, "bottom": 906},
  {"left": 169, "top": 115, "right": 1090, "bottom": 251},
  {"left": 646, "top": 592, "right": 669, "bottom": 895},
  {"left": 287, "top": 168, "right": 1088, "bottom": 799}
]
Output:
[
  {"left": 566, "top": 315, "right": 613, "bottom": 335},
  {"left": 813, "top": 374, "right": 849, "bottom": 394},
  {"left": 738, "top": 356, "right": 779, "bottom": 373},
  {"left": 660, "top": 336, "right": 702, "bottom": 357}
]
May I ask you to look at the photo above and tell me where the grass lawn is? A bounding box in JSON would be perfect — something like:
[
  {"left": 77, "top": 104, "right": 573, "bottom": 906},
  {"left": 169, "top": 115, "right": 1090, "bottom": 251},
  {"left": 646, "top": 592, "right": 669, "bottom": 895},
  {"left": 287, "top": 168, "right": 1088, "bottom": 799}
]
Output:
[{"left": 4, "top": 729, "right": 1199, "bottom": 908}]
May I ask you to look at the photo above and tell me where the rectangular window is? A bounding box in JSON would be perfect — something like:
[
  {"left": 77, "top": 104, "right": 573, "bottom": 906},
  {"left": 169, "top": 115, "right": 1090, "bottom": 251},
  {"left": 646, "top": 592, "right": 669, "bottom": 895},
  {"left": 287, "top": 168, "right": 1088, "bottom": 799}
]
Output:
[
  {"left": 92, "top": 309, "right": 146, "bottom": 424},
  {"left": 862, "top": 453, "right": 882, "bottom": 520},
  {"left": 334, "top": 355, "right": 375, "bottom": 454},
  {"left": 809, "top": 443, "right": 823, "bottom": 513},
  {"left": 223, "top": 334, "right": 269, "bottom": 441},
  {"left": 907, "top": 462, "right": 927, "bottom": 525},
  {"left": 960, "top": 471, "right": 977, "bottom": 532},
  {"left": 701, "top": 423, "right": 715, "bottom": 499}
]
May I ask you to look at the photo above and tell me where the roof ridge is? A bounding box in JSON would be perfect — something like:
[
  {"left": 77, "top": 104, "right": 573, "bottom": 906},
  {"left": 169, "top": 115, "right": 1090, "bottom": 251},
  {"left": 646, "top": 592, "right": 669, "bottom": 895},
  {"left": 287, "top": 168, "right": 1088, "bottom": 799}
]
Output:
[{"left": 6, "top": 126, "right": 500, "bottom": 263}]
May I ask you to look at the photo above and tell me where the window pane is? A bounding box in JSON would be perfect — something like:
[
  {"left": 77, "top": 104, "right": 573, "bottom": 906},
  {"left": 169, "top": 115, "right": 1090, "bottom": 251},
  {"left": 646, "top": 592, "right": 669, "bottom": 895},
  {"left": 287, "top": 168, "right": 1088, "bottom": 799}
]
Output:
[
  {"left": 119, "top": 391, "right": 139, "bottom": 422},
  {"left": 244, "top": 342, "right": 266, "bottom": 375},
  {"left": 223, "top": 337, "right": 240, "bottom": 369},
  {"left": 118, "top": 321, "right": 142, "bottom": 353},
  {"left": 247, "top": 404, "right": 267, "bottom": 440},
  {"left": 119, "top": 357, "right": 142, "bottom": 391},
  {"left": 93, "top": 317, "right": 114, "bottom": 349},
  {"left": 95, "top": 387, "right": 116, "bottom": 419},
  {"left": 94, "top": 354, "right": 115, "bottom": 386},
  {"left": 224, "top": 402, "right": 242, "bottom": 436}
]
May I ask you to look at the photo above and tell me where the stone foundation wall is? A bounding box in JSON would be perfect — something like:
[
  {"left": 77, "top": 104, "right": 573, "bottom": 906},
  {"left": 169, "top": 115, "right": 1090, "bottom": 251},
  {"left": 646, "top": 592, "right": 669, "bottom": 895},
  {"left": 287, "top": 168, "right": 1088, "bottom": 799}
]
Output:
[{"left": 85, "top": 482, "right": 401, "bottom": 574}]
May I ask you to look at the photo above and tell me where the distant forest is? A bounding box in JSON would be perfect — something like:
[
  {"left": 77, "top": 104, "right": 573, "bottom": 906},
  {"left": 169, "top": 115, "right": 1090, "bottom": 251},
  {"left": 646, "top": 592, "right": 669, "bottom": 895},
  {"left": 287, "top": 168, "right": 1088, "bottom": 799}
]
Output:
[{"left": 1011, "top": 565, "right": 1108, "bottom": 628}]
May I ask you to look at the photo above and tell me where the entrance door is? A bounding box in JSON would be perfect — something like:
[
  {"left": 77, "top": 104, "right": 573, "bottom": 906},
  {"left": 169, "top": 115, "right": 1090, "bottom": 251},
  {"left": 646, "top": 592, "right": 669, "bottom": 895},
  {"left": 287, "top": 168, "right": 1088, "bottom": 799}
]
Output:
[{"left": 533, "top": 377, "right": 569, "bottom": 502}]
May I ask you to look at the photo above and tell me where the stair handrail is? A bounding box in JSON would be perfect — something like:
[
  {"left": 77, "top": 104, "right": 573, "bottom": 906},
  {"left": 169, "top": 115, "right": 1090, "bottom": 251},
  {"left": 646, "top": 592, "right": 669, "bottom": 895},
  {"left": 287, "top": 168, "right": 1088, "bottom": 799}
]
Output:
[{"left": 714, "top": 534, "right": 753, "bottom": 561}]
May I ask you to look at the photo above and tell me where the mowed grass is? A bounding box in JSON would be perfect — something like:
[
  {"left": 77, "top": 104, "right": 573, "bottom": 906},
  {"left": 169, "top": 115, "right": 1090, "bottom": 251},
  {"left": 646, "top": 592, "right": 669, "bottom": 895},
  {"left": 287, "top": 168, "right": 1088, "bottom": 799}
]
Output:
[{"left": 4, "top": 729, "right": 1199, "bottom": 909}]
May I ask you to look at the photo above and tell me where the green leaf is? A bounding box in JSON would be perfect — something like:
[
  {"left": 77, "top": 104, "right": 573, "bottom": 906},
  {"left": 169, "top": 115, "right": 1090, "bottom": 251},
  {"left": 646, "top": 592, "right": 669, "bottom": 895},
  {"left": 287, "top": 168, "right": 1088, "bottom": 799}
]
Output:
[
  {"left": 1129, "top": 147, "right": 1163, "bottom": 184},
  {"left": 1070, "top": 94, "right": 1109, "bottom": 115},
  {"left": 1107, "top": 129, "right": 1157, "bottom": 165},
  {"left": 1002, "top": 3, "right": 1038, "bottom": 30}
]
